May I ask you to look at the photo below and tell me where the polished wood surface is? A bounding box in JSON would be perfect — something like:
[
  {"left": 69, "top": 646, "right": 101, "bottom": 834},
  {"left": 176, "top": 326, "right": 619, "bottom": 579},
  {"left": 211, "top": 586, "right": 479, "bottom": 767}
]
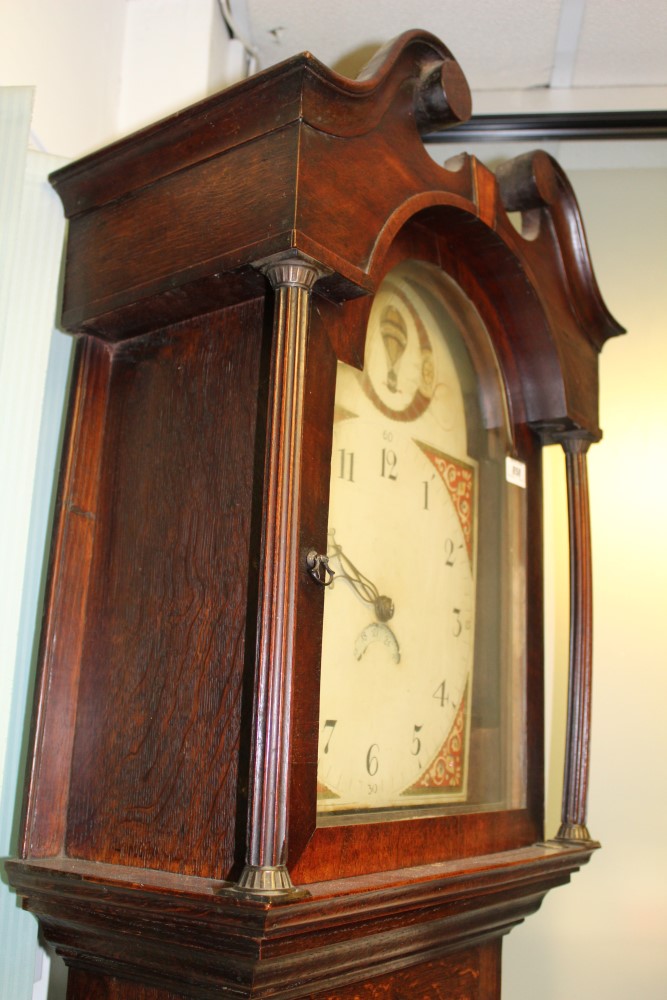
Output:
[
  {"left": 6, "top": 29, "right": 622, "bottom": 999},
  {"left": 239, "top": 259, "right": 326, "bottom": 896},
  {"left": 22, "top": 301, "right": 268, "bottom": 879},
  {"left": 554, "top": 436, "right": 597, "bottom": 843},
  {"left": 8, "top": 846, "right": 592, "bottom": 998},
  {"left": 20, "top": 335, "right": 112, "bottom": 859},
  {"left": 64, "top": 942, "right": 502, "bottom": 1000}
]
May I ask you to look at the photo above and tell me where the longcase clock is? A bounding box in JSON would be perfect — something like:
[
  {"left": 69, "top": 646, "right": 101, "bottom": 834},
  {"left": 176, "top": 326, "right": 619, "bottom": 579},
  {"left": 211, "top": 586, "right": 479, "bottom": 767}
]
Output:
[{"left": 7, "top": 30, "right": 623, "bottom": 1000}]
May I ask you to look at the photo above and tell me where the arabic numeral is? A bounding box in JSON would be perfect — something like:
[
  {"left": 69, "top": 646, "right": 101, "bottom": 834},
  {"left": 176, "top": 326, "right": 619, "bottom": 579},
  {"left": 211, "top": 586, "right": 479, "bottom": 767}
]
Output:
[
  {"left": 339, "top": 449, "right": 354, "bottom": 481},
  {"left": 366, "top": 743, "right": 379, "bottom": 777},
  {"left": 322, "top": 719, "right": 337, "bottom": 753},
  {"left": 423, "top": 473, "right": 435, "bottom": 510},
  {"left": 381, "top": 448, "right": 398, "bottom": 480},
  {"left": 433, "top": 680, "right": 451, "bottom": 708}
]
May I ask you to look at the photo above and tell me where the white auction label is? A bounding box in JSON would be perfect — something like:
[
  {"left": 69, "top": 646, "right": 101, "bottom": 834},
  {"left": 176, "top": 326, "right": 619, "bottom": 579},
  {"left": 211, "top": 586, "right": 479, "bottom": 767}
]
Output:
[{"left": 505, "top": 456, "right": 527, "bottom": 488}]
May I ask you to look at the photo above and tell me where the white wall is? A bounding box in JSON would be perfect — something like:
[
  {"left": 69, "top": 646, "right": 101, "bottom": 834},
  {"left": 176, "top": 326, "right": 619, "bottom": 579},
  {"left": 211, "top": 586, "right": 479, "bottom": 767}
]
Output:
[
  {"left": 118, "top": 0, "right": 230, "bottom": 136},
  {"left": 0, "top": 89, "right": 69, "bottom": 999},
  {"left": 503, "top": 166, "right": 667, "bottom": 998},
  {"left": 0, "top": 4, "right": 232, "bottom": 997},
  {"left": 0, "top": 0, "right": 231, "bottom": 158},
  {"left": 0, "top": 0, "right": 127, "bottom": 157}
]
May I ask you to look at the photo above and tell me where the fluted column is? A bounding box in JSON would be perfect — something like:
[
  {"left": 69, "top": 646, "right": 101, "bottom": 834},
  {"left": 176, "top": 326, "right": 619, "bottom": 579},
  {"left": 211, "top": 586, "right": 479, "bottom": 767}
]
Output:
[
  {"left": 553, "top": 434, "right": 599, "bottom": 845},
  {"left": 235, "top": 255, "right": 326, "bottom": 898}
]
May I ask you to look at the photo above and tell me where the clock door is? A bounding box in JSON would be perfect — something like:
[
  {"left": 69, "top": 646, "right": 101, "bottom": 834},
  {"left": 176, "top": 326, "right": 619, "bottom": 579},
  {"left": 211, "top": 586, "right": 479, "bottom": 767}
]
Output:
[
  {"left": 317, "top": 259, "right": 524, "bottom": 822},
  {"left": 289, "top": 221, "right": 544, "bottom": 884}
]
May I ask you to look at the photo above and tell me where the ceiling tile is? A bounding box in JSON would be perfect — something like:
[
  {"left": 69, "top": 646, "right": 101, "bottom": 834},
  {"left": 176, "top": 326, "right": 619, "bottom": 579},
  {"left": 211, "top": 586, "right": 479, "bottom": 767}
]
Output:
[
  {"left": 573, "top": 0, "right": 667, "bottom": 86},
  {"left": 242, "top": 0, "right": 563, "bottom": 90}
]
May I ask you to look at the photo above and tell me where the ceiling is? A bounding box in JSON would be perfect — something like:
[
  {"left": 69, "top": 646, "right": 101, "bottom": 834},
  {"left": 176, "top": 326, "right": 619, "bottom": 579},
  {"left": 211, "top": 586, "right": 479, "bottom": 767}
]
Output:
[{"left": 231, "top": 0, "right": 667, "bottom": 107}]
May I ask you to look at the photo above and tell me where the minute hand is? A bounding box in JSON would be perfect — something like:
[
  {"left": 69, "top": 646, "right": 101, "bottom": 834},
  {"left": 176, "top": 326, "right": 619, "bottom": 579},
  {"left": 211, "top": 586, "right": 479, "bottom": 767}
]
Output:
[{"left": 328, "top": 535, "right": 394, "bottom": 623}]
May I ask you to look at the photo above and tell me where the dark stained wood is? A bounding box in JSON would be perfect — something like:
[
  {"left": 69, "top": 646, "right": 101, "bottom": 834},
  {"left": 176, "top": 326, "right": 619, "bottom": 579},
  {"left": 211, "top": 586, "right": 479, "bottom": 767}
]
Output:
[
  {"left": 50, "top": 32, "right": 469, "bottom": 219},
  {"left": 67, "top": 970, "right": 187, "bottom": 1000},
  {"left": 21, "top": 335, "right": 112, "bottom": 858},
  {"left": 553, "top": 436, "right": 598, "bottom": 844},
  {"left": 68, "top": 950, "right": 499, "bottom": 999},
  {"left": 58, "top": 127, "right": 301, "bottom": 331},
  {"left": 49, "top": 45, "right": 622, "bottom": 441},
  {"left": 238, "top": 260, "right": 326, "bottom": 896},
  {"left": 7, "top": 844, "right": 593, "bottom": 999},
  {"left": 63, "top": 300, "right": 267, "bottom": 879},
  {"left": 307, "top": 942, "right": 501, "bottom": 1000},
  {"left": 496, "top": 150, "right": 623, "bottom": 353},
  {"left": 6, "top": 28, "right": 622, "bottom": 1000}
]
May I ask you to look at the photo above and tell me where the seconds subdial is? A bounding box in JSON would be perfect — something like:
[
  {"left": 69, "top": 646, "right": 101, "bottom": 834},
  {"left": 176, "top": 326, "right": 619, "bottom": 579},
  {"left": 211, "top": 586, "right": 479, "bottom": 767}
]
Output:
[{"left": 328, "top": 531, "right": 401, "bottom": 662}]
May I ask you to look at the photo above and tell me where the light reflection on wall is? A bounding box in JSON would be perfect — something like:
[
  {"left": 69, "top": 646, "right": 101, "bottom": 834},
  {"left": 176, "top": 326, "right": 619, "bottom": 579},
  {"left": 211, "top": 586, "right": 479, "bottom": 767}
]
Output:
[{"left": 505, "top": 157, "right": 667, "bottom": 1000}]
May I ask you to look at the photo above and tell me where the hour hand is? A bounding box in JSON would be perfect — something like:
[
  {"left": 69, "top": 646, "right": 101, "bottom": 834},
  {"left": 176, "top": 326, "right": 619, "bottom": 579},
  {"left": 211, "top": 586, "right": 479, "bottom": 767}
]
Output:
[{"left": 328, "top": 531, "right": 394, "bottom": 623}]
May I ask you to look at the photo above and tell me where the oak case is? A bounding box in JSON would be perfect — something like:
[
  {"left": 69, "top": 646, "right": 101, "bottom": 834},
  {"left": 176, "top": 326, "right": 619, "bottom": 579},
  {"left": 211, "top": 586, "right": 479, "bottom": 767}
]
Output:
[{"left": 6, "top": 30, "right": 622, "bottom": 999}]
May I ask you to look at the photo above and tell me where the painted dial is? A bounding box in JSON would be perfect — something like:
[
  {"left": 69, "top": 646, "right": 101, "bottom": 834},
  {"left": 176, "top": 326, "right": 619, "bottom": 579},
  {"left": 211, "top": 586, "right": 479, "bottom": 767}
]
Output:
[{"left": 317, "top": 266, "right": 478, "bottom": 817}]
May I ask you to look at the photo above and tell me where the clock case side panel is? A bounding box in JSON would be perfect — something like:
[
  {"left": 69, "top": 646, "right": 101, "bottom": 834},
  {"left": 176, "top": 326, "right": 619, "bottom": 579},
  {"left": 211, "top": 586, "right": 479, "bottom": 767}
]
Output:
[
  {"left": 20, "top": 335, "right": 112, "bottom": 859},
  {"left": 289, "top": 219, "right": 546, "bottom": 884},
  {"left": 19, "top": 296, "right": 273, "bottom": 882}
]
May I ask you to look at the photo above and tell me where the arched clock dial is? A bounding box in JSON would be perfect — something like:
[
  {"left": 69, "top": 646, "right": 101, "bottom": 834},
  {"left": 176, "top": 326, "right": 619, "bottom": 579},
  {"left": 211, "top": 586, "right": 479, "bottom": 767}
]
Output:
[{"left": 317, "top": 262, "right": 481, "bottom": 818}]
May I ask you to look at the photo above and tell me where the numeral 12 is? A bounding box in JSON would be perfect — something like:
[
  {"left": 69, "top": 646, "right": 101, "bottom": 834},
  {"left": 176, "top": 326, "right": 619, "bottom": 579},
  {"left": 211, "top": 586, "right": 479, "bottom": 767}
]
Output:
[{"left": 381, "top": 448, "right": 397, "bottom": 480}]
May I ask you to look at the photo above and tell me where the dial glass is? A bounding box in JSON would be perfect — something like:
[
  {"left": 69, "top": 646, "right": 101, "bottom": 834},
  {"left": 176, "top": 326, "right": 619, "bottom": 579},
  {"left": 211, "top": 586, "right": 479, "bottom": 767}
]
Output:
[{"left": 317, "top": 261, "right": 526, "bottom": 823}]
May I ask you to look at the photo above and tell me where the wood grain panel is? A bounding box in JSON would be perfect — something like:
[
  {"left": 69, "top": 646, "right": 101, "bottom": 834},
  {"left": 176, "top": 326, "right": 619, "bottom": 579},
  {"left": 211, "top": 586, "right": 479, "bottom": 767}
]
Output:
[
  {"left": 67, "top": 969, "right": 187, "bottom": 1000},
  {"left": 61, "top": 131, "right": 298, "bottom": 326},
  {"left": 22, "top": 336, "right": 111, "bottom": 857},
  {"left": 308, "top": 942, "right": 500, "bottom": 999},
  {"left": 64, "top": 299, "right": 268, "bottom": 878}
]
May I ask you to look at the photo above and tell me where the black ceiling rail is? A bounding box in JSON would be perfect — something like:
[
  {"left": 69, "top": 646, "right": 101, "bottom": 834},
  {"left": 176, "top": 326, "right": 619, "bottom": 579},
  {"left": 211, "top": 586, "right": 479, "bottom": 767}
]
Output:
[{"left": 426, "top": 109, "right": 667, "bottom": 142}]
